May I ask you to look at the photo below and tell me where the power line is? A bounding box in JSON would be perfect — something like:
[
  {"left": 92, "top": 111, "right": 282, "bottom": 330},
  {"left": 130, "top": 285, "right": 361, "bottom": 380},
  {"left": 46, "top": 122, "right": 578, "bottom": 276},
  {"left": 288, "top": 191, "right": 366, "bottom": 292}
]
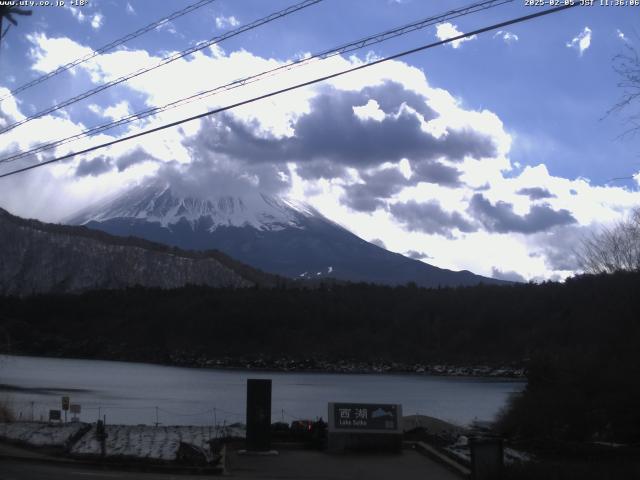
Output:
[
  {"left": 0, "top": 0, "right": 323, "bottom": 135},
  {"left": 0, "top": 0, "right": 514, "bottom": 165},
  {"left": 0, "top": 3, "right": 579, "bottom": 180},
  {"left": 0, "top": 0, "right": 218, "bottom": 103}
]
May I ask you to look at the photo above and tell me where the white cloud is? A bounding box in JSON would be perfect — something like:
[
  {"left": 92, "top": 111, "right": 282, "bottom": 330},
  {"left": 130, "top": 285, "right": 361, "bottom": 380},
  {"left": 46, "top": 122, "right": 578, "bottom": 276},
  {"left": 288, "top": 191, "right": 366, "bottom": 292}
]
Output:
[
  {"left": 91, "top": 13, "right": 104, "bottom": 30},
  {"left": 3, "top": 35, "right": 639, "bottom": 282},
  {"left": 566, "top": 27, "right": 592, "bottom": 56},
  {"left": 27, "top": 33, "right": 95, "bottom": 75},
  {"left": 126, "top": 2, "right": 135, "bottom": 15},
  {"left": 352, "top": 99, "right": 386, "bottom": 122},
  {"left": 69, "top": 7, "right": 85, "bottom": 23},
  {"left": 215, "top": 15, "right": 240, "bottom": 30},
  {"left": 155, "top": 19, "right": 178, "bottom": 36},
  {"left": 68, "top": 7, "right": 103, "bottom": 30},
  {"left": 494, "top": 30, "right": 519, "bottom": 44},
  {"left": 616, "top": 29, "right": 631, "bottom": 43},
  {"left": 435, "top": 22, "right": 477, "bottom": 49},
  {"left": 88, "top": 101, "right": 132, "bottom": 121}
]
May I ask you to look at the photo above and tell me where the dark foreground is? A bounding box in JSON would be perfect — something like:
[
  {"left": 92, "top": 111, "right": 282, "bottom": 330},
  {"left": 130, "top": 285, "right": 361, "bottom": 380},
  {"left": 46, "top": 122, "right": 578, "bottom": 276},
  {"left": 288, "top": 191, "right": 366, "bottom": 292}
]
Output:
[
  {"left": 0, "top": 460, "right": 209, "bottom": 480},
  {"left": 0, "top": 447, "right": 459, "bottom": 480}
]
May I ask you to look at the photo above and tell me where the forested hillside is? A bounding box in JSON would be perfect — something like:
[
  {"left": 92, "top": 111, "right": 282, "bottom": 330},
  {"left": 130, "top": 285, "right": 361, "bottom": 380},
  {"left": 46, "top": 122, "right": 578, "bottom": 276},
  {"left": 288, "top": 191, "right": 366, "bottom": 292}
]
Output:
[{"left": 1, "top": 271, "right": 638, "bottom": 367}]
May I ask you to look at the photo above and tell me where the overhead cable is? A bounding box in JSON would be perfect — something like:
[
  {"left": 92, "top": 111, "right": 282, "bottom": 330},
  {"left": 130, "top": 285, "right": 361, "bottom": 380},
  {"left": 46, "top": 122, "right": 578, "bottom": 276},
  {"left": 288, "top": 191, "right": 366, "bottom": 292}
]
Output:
[
  {"left": 0, "top": 0, "right": 513, "bottom": 165},
  {"left": 0, "top": 3, "right": 580, "bottom": 180},
  {"left": 0, "top": 0, "right": 218, "bottom": 103},
  {"left": 0, "top": 0, "right": 323, "bottom": 135}
]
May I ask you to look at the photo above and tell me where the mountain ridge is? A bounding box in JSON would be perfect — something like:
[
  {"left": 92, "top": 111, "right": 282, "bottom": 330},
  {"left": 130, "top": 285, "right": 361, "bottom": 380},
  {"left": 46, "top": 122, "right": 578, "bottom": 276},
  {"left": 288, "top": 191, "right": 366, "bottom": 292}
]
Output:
[
  {"left": 68, "top": 182, "right": 507, "bottom": 288},
  {"left": 0, "top": 207, "right": 281, "bottom": 295}
]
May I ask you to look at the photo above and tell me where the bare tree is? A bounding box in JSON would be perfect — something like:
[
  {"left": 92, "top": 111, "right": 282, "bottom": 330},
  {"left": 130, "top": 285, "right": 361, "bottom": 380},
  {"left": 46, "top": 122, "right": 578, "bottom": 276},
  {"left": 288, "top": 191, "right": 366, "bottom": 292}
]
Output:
[
  {"left": 577, "top": 208, "right": 640, "bottom": 274},
  {"left": 611, "top": 40, "right": 640, "bottom": 139},
  {"left": 0, "top": 6, "right": 32, "bottom": 49}
]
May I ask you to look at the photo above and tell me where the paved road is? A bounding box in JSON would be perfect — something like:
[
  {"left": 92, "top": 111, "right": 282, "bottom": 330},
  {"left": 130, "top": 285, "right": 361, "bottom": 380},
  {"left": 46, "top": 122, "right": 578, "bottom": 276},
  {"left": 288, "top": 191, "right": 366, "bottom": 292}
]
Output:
[
  {"left": 226, "top": 448, "right": 461, "bottom": 479},
  {"left": 1, "top": 449, "right": 462, "bottom": 480},
  {"left": 0, "top": 460, "right": 213, "bottom": 480}
]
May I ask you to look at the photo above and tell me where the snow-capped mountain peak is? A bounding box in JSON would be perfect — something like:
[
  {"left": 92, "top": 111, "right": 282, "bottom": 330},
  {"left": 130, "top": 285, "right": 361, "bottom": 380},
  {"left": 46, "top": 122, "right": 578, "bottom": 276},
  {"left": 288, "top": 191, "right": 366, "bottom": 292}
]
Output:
[
  {"left": 69, "top": 181, "right": 316, "bottom": 232},
  {"left": 66, "top": 179, "right": 505, "bottom": 288}
]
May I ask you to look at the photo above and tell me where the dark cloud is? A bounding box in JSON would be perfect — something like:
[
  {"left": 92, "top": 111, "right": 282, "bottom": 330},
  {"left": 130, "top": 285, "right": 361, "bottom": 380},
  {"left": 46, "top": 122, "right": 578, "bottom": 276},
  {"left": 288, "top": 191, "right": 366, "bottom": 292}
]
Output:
[
  {"left": 516, "top": 187, "right": 555, "bottom": 200},
  {"left": 73, "top": 148, "right": 158, "bottom": 177},
  {"left": 75, "top": 156, "right": 113, "bottom": 177},
  {"left": 389, "top": 200, "right": 477, "bottom": 237},
  {"left": 341, "top": 168, "right": 411, "bottom": 212},
  {"left": 468, "top": 194, "right": 576, "bottom": 234},
  {"left": 290, "top": 92, "right": 495, "bottom": 165},
  {"left": 412, "top": 160, "right": 463, "bottom": 187},
  {"left": 370, "top": 238, "right": 386, "bottom": 249},
  {"left": 341, "top": 160, "right": 464, "bottom": 213},
  {"left": 193, "top": 82, "right": 496, "bottom": 170},
  {"left": 543, "top": 248, "right": 579, "bottom": 271},
  {"left": 491, "top": 267, "right": 526, "bottom": 283},
  {"left": 529, "top": 225, "right": 587, "bottom": 271},
  {"left": 180, "top": 122, "right": 292, "bottom": 197},
  {"left": 405, "top": 250, "right": 432, "bottom": 260},
  {"left": 361, "top": 168, "right": 411, "bottom": 197},
  {"left": 115, "top": 148, "right": 158, "bottom": 172},
  {"left": 150, "top": 158, "right": 288, "bottom": 201},
  {"left": 342, "top": 186, "right": 386, "bottom": 212},
  {"left": 295, "top": 160, "right": 347, "bottom": 180},
  {"left": 360, "top": 81, "right": 436, "bottom": 121}
]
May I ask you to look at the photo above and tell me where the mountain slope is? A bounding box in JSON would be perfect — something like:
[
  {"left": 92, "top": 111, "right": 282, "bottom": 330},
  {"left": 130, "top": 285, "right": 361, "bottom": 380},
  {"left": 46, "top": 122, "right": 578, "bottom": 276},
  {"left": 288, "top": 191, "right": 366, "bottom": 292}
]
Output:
[
  {"left": 0, "top": 207, "right": 278, "bottom": 296},
  {"left": 69, "top": 182, "right": 505, "bottom": 287}
]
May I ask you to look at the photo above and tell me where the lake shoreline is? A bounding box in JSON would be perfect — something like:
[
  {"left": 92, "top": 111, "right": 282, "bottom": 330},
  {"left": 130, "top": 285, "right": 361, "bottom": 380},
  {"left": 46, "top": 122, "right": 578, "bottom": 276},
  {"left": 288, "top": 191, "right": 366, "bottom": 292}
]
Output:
[
  {"left": 2, "top": 354, "right": 525, "bottom": 426},
  {"left": 1, "top": 352, "right": 526, "bottom": 379}
]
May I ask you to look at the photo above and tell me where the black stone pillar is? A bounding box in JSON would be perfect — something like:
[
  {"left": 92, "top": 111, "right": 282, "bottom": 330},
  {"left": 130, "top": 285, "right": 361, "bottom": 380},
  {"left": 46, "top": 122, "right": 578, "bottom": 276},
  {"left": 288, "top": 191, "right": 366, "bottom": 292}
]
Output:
[
  {"left": 470, "top": 437, "right": 504, "bottom": 480},
  {"left": 246, "top": 379, "right": 272, "bottom": 451}
]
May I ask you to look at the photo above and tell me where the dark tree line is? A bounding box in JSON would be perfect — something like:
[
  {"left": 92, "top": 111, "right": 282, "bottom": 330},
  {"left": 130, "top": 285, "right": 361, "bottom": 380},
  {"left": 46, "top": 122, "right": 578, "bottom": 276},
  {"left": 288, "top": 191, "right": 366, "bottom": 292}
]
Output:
[
  {"left": 1, "top": 272, "right": 639, "bottom": 366},
  {"left": 1, "top": 271, "right": 639, "bottom": 442}
]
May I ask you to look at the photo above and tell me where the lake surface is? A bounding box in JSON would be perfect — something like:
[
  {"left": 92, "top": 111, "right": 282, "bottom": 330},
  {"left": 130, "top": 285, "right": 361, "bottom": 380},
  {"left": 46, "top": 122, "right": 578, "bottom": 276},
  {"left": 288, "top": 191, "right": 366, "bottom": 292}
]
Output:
[{"left": 0, "top": 355, "right": 524, "bottom": 427}]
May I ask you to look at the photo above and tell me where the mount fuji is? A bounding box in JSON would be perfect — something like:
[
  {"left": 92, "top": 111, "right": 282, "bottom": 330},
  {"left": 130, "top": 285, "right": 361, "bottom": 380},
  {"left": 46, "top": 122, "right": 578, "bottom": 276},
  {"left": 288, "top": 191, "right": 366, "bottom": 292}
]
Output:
[{"left": 68, "top": 181, "right": 503, "bottom": 287}]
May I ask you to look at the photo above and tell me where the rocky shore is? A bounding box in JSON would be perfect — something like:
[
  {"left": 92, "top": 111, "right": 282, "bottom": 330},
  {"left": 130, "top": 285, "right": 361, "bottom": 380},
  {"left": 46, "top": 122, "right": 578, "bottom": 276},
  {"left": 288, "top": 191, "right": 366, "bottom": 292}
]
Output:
[
  {"left": 166, "top": 353, "right": 526, "bottom": 378},
  {"left": 2, "top": 349, "right": 526, "bottom": 378}
]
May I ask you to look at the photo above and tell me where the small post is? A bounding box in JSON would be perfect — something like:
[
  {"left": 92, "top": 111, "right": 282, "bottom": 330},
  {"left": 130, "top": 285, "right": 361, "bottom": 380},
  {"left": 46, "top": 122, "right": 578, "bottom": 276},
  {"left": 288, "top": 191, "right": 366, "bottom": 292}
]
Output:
[
  {"left": 155, "top": 406, "right": 159, "bottom": 427},
  {"left": 96, "top": 419, "right": 107, "bottom": 457}
]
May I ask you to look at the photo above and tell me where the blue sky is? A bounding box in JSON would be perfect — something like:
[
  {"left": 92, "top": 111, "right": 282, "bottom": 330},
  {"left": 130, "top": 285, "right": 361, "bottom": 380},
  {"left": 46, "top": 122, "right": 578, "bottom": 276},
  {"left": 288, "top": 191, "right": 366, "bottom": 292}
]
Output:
[{"left": 0, "top": 0, "right": 639, "bottom": 281}]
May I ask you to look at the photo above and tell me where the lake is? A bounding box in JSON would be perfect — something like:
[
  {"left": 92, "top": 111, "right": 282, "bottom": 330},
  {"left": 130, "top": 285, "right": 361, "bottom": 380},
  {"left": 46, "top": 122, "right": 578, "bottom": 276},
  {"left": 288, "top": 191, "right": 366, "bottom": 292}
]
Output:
[{"left": 0, "top": 355, "right": 524, "bottom": 427}]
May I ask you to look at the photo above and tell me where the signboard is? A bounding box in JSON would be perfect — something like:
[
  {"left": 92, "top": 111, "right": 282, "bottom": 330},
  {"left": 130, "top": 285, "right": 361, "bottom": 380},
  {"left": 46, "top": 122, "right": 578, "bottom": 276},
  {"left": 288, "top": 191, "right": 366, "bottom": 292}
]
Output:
[
  {"left": 61, "top": 396, "right": 70, "bottom": 411},
  {"left": 70, "top": 404, "right": 81, "bottom": 414},
  {"left": 328, "top": 403, "right": 402, "bottom": 433},
  {"left": 49, "top": 409, "right": 61, "bottom": 421}
]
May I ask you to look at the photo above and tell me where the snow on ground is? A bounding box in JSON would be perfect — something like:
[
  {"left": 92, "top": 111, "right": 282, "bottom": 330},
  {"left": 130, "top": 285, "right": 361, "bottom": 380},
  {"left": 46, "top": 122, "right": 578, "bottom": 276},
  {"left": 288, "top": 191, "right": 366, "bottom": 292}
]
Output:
[
  {"left": 445, "top": 443, "right": 532, "bottom": 465},
  {"left": 70, "top": 423, "right": 245, "bottom": 461},
  {"left": 0, "top": 421, "right": 87, "bottom": 447}
]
